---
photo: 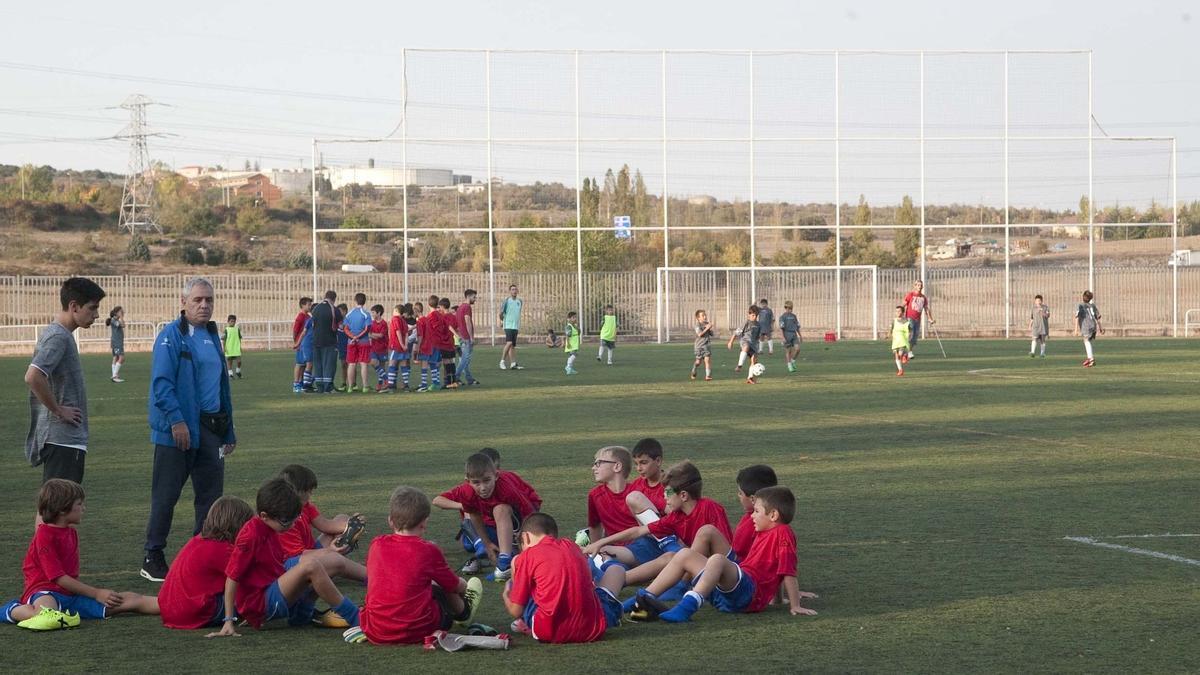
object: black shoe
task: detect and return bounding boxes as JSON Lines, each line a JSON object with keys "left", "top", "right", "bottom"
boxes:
{"left": 140, "top": 550, "right": 168, "bottom": 582}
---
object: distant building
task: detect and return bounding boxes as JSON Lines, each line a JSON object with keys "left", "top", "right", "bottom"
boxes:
{"left": 231, "top": 174, "right": 282, "bottom": 206}
{"left": 321, "top": 167, "right": 456, "bottom": 190}
{"left": 266, "top": 169, "right": 312, "bottom": 195}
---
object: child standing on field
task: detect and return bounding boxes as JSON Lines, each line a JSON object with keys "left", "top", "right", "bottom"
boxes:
{"left": 691, "top": 310, "right": 714, "bottom": 381}
{"left": 107, "top": 307, "right": 125, "bottom": 383}
{"left": 891, "top": 305, "right": 911, "bottom": 376}
{"left": 1030, "top": 294, "right": 1050, "bottom": 358}
{"left": 597, "top": 305, "right": 617, "bottom": 365}
{"left": 1074, "top": 290, "right": 1103, "bottom": 367}
{"left": 223, "top": 315, "right": 243, "bottom": 379}
{"left": 727, "top": 305, "right": 762, "bottom": 384}
{"left": 564, "top": 311, "right": 581, "bottom": 375}
{"left": 779, "top": 301, "right": 802, "bottom": 373}
{"left": 368, "top": 305, "right": 389, "bottom": 392}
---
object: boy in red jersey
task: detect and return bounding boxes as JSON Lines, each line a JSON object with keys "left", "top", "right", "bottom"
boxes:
{"left": 355, "top": 486, "right": 482, "bottom": 645}
{"left": 436, "top": 298, "right": 461, "bottom": 389}
{"left": 384, "top": 304, "right": 411, "bottom": 392}
{"left": 730, "top": 465, "right": 777, "bottom": 561}
{"left": 583, "top": 446, "right": 679, "bottom": 581}
{"left": 368, "top": 304, "right": 390, "bottom": 392}
{"left": 4, "top": 479, "right": 158, "bottom": 630}
{"left": 433, "top": 453, "right": 540, "bottom": 583}
{"left": 628, "top": 437, "right": 667, "bottom": 515}
{"left": 159, "top": 496, "right": 253, "bottom": 629}
{"left": 631, "top": 486, "right": 817, "bottom": 623}
{"left": 209, "top": 479, "right": 359, "bottom": 637}
{"left": 291, "top": 296, "right": 314, "bottom": 393}
{"left": 451, "top": 448, "right": 540, "bottom": 574}
{"left": 414, "top": 299, "right": 442, "bottom": 391}
{"left": 504, "top": 512, "right": 623, "bottom": 643}
{"left": 276, "top": 465, "right": 367, "bottom": 590}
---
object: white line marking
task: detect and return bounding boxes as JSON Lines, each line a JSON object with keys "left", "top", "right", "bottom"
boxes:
{"left": 1111, "top": 533, "right": 1200, "bottom": 539}
{"left": 1063, "top": 536, "right": 1200, "bottom": 567}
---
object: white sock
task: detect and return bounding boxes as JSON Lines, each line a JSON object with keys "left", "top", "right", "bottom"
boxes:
{"left": 235, "top": 367, "right": 241, "bottom": 374}
{"left": 685, "top": 590, "right": 705, "bottom": 606}
{"left": 895, "top": 357, "right": 903, "bottom": 371}
{"left": 1084, "top": 340, "right": 1094, "bottom": 360}
{"left": 1040, "top": 343, "right": 1046, "bottom": 356}
{"left": 737, "top": 351, "right": 747, "bottom": 367}
{"left": 566, "top": 353, "right": 576, "bottom": 369}
{"left": 227, "top": 370, "right": 233, "bottom": 377}
{"left": 112, "top": 363, "right": 118, "bottom": 378}
{"left": 598, "top": 345, "right": 605, "bottom": 359}
{"left": 767, "top": 339, "right": 774, "bottom": 354}
{"left": 1031, "top": 339, "right": 1037, "bottom": 354}
{"left": 635, "top": 509, "right": 660, "bottom": 526}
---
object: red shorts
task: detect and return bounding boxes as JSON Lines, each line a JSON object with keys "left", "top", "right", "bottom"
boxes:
{"left": 346, "top": 342, "right": 372, "bottom": 363}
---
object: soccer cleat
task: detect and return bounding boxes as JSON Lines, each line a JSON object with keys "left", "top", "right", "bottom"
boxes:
{"left": 333, "top": 514, "right": 367, "bottom": 553}
{"left": 511, "top": 363, "right": 525, "bottom": 370}
{"left": 293, "top": 384, "right": 302, "bottom": 393}
{"left": 236, "top": 371, "right": 243, "bottom": 379}
{"left": 17, "top": 607, "right": 79, "bottom": 631}
{"left": 745, "top": 378, "right": 756, "bottom": 384}
{"left": 734, "top": 365, "right": 742, "bottom": 372}
{"left": 1040, "top": 353, "right": 1046, "bottom": 359}
{"left": 574, "top": 528, "right": 591, "bottom": 547}
{"left": 896, "top": 370, "right": 904, "bottom": 376}
{"left": 565, "top": 367, "right": 578, "bottom": 375}
{"left": 690, "top": 372, "right": 697, "bottom": 380}
{"left": 607, "top": 361, "right": 613, "bottom": 366}
{"left": 444, "top": 382, "right": 460, "bottom": 389}
{"left": 343, "top": 626, "right": 368, "bottom": 644}
{"left": 457, "top": 577, "right": 484, "bottom": 628}
{"left": 900, "top": 354, "right": 909, "bottom": 364}
{"left": 487, "top": 566, "right": 512, "bottom": 583}
{"left": 311, "top": 608, "right": 350, "bottom": 629}
{"left": 141, "top": 549, "right": 169, "bottom": 582}
{"left": 704, "top": 375, "right": 713, "bottom": 381}
{"left": 468, "top": 379, "right": 481, "bottom": 386}
{"left": 415, "top": 386, "right": 429, "bottom": 393}
{"left": 499, "top": 360, "right": 508, "bottom": 370}
{"left": 461, "top": 557, "right": 483, "bottom": 574}
{"left": 907, "top": 353, "right": 916, "bottom": 360}
{"left": 510, "top": 618, "right": 532, "bottom": 635}
{"left": 628, "top": 594, "right": 669, "bottom": 622}
{"left": 1084, "top": 359, "right": 1095, "bottom": 368}
{"left": 112, "top": 377, "right": 125, "bottom": 383}
{"left": 787, "top": 362, "right": 796, "bottom": 373}
{"left": 596, "top": 356, "right": 602, "bottom": 361}
{"left": 660, "top": 594, "right": 701, "bottom": 623}
{"left": 1030, "top": 352, "right": 1036, "bottom": 358}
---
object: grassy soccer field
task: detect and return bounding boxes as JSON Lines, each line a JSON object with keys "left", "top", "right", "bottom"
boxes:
{"left": 2, "top": 339, "right": 1198, "bottom": 672}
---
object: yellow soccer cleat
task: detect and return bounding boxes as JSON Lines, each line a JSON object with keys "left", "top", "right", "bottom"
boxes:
{"left": 17, "top": 607, "right": 79, "bottom": 631}
{"left": 456, "top": 577, "right": 484, "bottom": 628}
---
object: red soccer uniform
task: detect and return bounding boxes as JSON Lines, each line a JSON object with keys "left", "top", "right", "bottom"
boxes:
{"left": 369, "top": 319, "right": 389, "bottom": 355}
{"left": 225, "top": 517, "right": 285, "bottom": 628}
{"left": 277, "top": 502, "right": 319, "bottom": 560}
{"left": 455, "top": 303, "right": 474, "bottom": 341}
{"left": 629, "top": 476, "right": 666, "bottom": 513}
{"left": 501, "top": 470, "right": 542, "bottom": 513}
{"left": 738, "top": 523, "right": 798, "bottom": 613}
{"left": 292, "top": 311, "right": 308, "bottom": 344}
{"left": 388, "top": 315, "right": 408, "bottom": 352}
{"left": 159, "top": 535, "right": 234, "bottom": 629}
{"left": 731, "top": 510, "right": 756, "bottom": 561}
{"left": 903, "top": 291, "right": 928, "bottom": 321}
{"left": 360, "top": 534, "right": 461, "bottom": 644}
{"left": 416, "top": 315, "right": 435, "bottom": 356}
{"left": 21, "top": 524, "right": 78, "bottom": 601}
{"left": 434, "top": 311, "right": 455, "bottom": 351}
{"left": 507, "top": 537, "right": 607, "bottom": 644}
{"left": 647, "top": 497, "right": 733, "bottom": 547}
{"left": 440, "top": 473, "right": 538, "bottom": 528}
{"left": 587, "top": 483, "right": 638, "bottom": 537}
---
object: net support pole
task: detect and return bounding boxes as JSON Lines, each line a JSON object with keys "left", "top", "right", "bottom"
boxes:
{"left": 1172, "top": 136, "right": 1179, "bottom": 337}
{"left": 310, "top": 139, "right": 318, "bottom": 297}
{"left": 1003, "top": 51, "right": 1011, "bottom": 339}
{"left": 1087, "top": 50, "right": 1095, "bottom": 292}
{"left": 401, "top": 47, "right": 410, "bottom": 303}
{"left": 661, "top": 49, "right": 671, "bottom": 342}
{"left": 574, "top": 50, "right": 584, "bottom": 336}
{"left": 486, "top": 50, "right": 496, "bottom": 347}
{"left": 871, "top": 267, "right": 878, "bottom": 339}
{"left": 748, "top": 50, "right": 757, "bottom": 304}
{"left": 919, "top": 50, "right": 928, "bottom": 339}
{"left": 834, "top": 50, "right": 842, "bottom": 339}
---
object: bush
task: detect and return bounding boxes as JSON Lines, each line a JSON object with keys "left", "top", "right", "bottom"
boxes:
{"left": 235, "top": 206, "right": 269, "bottom": 235}
{"left": 166, "top": 240, "right": 204, "bottom": 265}
{"left": 126, "top": 234, "right": 151, "bottom": 262}
{"left": 203, "top": 243, "right": 226, "bottom": 266}
{"left": 227, "top": 247, "right": 250, "bottom": 265}
{"left": 286, "top": 249, "right": 312, "bottom": 270}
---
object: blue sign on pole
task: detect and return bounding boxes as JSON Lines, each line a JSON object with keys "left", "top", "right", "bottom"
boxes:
{"left": 614, "top": 215, "right": 632, "bottom": 239}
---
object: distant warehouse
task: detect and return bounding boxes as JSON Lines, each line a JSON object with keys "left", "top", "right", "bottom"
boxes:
{"left": 321, "top": 166, "right": 472, "bottom": 190}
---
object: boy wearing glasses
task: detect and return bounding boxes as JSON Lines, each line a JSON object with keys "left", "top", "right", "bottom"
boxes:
{"left": 583, "top": 447, "right": 678, "bottom": 575}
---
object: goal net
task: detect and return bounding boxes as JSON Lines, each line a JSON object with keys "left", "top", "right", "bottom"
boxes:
{"left": 656, "top": 265, "right": 878, "bottom": 343}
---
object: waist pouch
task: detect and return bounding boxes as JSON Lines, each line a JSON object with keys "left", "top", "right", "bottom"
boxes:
{"left": 200, "top": 412, "right": 230, "bottom": 438}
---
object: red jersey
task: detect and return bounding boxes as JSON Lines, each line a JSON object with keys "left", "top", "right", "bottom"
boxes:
{"left": 277, "top": 502, "right": 319, "bottom": 559}
{"left": 455, "top": 303, "right": 474, "bottom": 341}
{"left": 903, "top": 291, "right": 928, "bottom": 321}
{"left": 507, "top": 537, "right": 607, "bottom": 644}
{"left": 434, "top": 311, "right": 455, "bottom": 351}
{"left": 369, "top": 319, "right": 388, "bottom": 354}
{"left": 739, "top": 523, "right": 798, "bottom": 613}
{"left": 292, "top": 311, "right": 308, "bottom": 343}
{"left": 731, "top": 510, "right": 756, "bottom": 561}
{"left": 502, "top": 470, "right": 542, "bottom": 513}
{"left": 360, "top": 534, "right": 461, "bottom": 644}
{"left": 439, "top": 472, "right": 539, "bottom": 527}
{"left": 629, "top": 476, "right": 666, "bottom": 512}
{"left": 159, "top": 535, "right": 234, "bottom": 629}
{"left": 647, "top": 497, "right": 733, "bottom": 547}
{"left": 587, "top": 483, "right": 638, "bottom": 537}
{"left": 21, "top": 524, "right": 78, "bottom": 601}
{"left": 225, "top": 517, "right": 285, "bottom": 628}
{"left": 415, "top": 315, "right": 434, "bottom": 356}
{"left": 388, "top": 315, "right": 408, "bottom": 352}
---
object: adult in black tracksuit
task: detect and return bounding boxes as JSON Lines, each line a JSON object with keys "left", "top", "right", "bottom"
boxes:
{"left": 310, "top": 290, "right": 344, "bottom": 393}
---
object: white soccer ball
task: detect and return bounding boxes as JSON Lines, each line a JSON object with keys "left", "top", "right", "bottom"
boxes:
{"left": 749, "top": 362, "right": 766, "bottom": 378}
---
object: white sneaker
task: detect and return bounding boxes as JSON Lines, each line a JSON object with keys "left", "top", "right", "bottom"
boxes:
{"left": 511, "top": 363, "right": 525, "bottom": 370}
{"left": 111, "top": 377, "right": 125, "bottom": 383}
{"left": 499, "top": 360, "right": 508, "bottom": 370}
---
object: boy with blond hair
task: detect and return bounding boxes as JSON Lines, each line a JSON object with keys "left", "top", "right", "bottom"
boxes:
{"left": 159, "top": 496, "right": 254, "bottom": 629}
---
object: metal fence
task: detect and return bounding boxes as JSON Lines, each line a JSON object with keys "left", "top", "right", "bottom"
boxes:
{"left": 1, "top": 267, "right": 1195, "bottom": 353}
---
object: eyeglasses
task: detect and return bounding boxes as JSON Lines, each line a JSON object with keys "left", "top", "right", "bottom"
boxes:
{"left": 592, "top": 459, "right": 617, "bottom": 468}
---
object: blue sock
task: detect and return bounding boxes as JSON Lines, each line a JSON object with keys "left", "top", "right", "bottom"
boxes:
{"left": 432, "top": 367, "right": 441, "bottom": 387}
{"left": 401, "top": 365, "right": 410, "bottom": 386}
{"left": 657, "top": 579, "right": 689, "bottom": 602}
{"left": 473, "top": 540, "right": 488, "bottom": 559}
{"left": 660, "top": 590, "right": 702, "bottom": 623}
{"left": 374, "top": 365, "right": 386, "bottom": 381}
{"left": 2, "top": 599, "right": 21, "bottom": 624}
{"left": 620, "top": 591, "right": 646, "bottom": 613}
{"left": 420, "top": 369, "right": 428, "bottom": 387}
{"left": 497, "top": 552, "right": 512, "bottom": 571}
{"left": 386, "top": 366, "right": 397, "bottom": 387}
{"left": 334, "top": 596, "right": 360, "bottom": 627}
{"left": 302, "top": 371, "right": 313, "bottom": 387}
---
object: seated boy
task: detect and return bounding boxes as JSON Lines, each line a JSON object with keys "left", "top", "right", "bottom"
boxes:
{"left": 731, "top": 464, "right": 778, "bottom": 561}
{"left": 159, "top": 496, "right": 254, "bottom": 629}
{"left": 631, "top": 486, "right": 817, "bottom": 623}
{"left": 209, "top": 478, "right": 360, "bottom": 636}
{"left": 5, "top": 479, "right": 159, "bottom": 630}
{"left": 451, "top": 448, "right": 541, "bottom": 574}
{"left": 433, "top": 453, "right": 540, "bottom": 582}
{"left": 503, "top": 512, "right": 623, "bottom": 643}
{"left": 583, "top": 446, "right": 677, "bottom": 583}
{"left": 627, "top": 437, "right": 667, "bottom": 516}
{"left": 356, "top": 486, "right": 483, "bottom": 645}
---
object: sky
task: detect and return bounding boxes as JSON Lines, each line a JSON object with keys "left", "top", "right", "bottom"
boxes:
{"left": 1, "top": 0, "right": 1196, "bottom": 210}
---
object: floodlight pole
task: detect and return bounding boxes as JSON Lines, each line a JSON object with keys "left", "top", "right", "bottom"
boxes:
{"left": 749, "top": 50, "right": 757, "bottom": 304}
{"left": 834, "top": 50, "right": 842, "bottom": 339}
{"left": 311, "top": 139, "right": 318, "bottom": 297}
{"left": 1087, "top": 50, "right": 1095, "bottom": 292}
{"left": 486, "top": 50, "right": 497, "bottom": 347}
{"left": 401, "top": 47, "right": 410, "bottom": 303}
{"left": 919, "top": 51, "right": 927, "bottom": 339}
{"left": 1172, "top": 137, "right": 1178, "bottom": 336}
{"left": 574, "top": 50, "right": 584, "bottom": 335}
{"left": 1002, "top": 51, "right": 1010, "bottom": 339}
{"left": 661, "top": 49, "right": 671, "bottom": 342}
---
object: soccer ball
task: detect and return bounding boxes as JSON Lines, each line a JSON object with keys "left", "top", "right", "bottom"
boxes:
{"left": 749, "top": 362, "right": 766, "bottom": 378}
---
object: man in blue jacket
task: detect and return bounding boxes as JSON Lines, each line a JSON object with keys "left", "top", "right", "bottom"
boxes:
{"left": 140, "top": 277, "right": 236, "bottom": 582}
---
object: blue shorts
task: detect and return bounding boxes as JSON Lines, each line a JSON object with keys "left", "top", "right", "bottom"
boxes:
{"left": 371, "top": 351, "right": 388, "bottom": 363}
{"left": 337, "top": 345, "right": 348, "bottom": 360}
{"left": 27, "top": 591, "right": 107, "bottom": 620}
{"left": 263, "top": 580, "right": 316, "bottom": 626}
{"left": 522, "top": 587, "right": 620, "bottom": 638}
{"left": 460, "top": 512, "right": 522, "bottom": 553}
{"left": 295, "top": 348, "right": 312, "bottom": 365}
{"left": 388, "top": 349, "right": 409, "bottom": 362}
{"left": 421, "top": 352, "right": 441, "bottom": 365}
{"left": 705, "top": 566, "right": 756, "bottom": 613}
{"left": 625, "top": 535, "right": 665, "bottom": 566}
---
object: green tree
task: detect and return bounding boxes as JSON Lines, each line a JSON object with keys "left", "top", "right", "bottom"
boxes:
{"left": 852, "top": 194, "right": 871, "bottom": 226}
{"left": 893, "top": 195, "right": 920, "bottom": 267}
{"left": 126, "top": 234, "right": 151, "bottom": 262}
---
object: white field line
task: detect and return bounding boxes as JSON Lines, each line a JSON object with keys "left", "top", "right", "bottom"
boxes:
{"left": 1112, "top": 533, "right": 1200, "bottom": 539}
{"left": 1063, "top": 536, "right": 1200, "bottom": 567}
{"left": 967, "top": 367, "right": 1197, "bottom": 384}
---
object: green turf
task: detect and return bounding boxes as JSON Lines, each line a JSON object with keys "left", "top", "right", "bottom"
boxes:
{"left": 2, "top": 339, "right": 1199, "bottom": 672}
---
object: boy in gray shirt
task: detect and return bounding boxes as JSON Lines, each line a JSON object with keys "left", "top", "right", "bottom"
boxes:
{"left": 1029, "top": 295, "right": 1050, "bottom": 358}
{"left": 727, "top": 305, "right": 763, "bottom": 383}
{"left": 25, "top": 277, "right": 106, "bottom": 484}
{"left": 779, "top": 300, "right": 801, "bottom": 372}
{"left": 1074, "top": 290, "right": 1103, "bottom": 367}
{"left": 756, "top": 298, "right": 775, "bottom": 356}
{"left": 691, "top": 309, "right": 714, "bottom": 381}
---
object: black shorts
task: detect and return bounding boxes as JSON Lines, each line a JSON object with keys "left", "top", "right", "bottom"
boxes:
{"left": 432, "top": 586, "right": 468, "bottom": 629}
{"left": 440, "top": 349, "right": 456, "bottom": 361}
{"left": 504, "top": 329, "right": 519, "bottom": 344}
{"left": 41, "top": 444, "right": 86, "bottom": 484}
{"left": 602, "top": 340, "right": 615, "bottom": 350}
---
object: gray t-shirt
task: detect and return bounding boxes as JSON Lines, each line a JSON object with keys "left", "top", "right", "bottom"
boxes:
{"left": 779, "top": 311, "right": 800, "bottom": 335}
{"left": 1030, "top": 304, "right": 1050, "bottom": 337}
{"left": 26, "top": 322, "right": 89, "bottom": 464}
{"left": 737, "top": 320, "right": 762, "bottom": 346}
{"left": 757, "top": 306, "right": 774, "bottom": 331}
{"left": 1076, "top": 302, "right": 1100, "bottom": 334}
{"left": 694, "top": 322, "right": 713, "bottom": 352}
{"left": 110, "top": 317, "right": 124, "bottom": 350}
